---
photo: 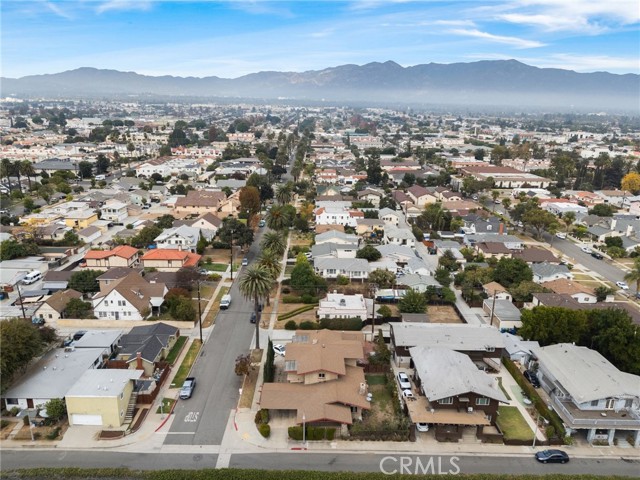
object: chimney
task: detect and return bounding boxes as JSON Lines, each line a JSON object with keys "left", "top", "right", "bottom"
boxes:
{"left": 136, "top": 352, "right": 143, "bottom": 370}
{"left": 499, "top": 223, "right": 504, "bottom": 235}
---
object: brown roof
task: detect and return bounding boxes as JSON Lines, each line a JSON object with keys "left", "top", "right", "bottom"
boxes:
{"left": 260, "top": 365, "right": 370, "bottom": 424}
{"left": 541, "top": 279, "right": 595, "bottom": 296}
{"left": 84, "top": 245, "right": 138, "bottom": 260}
{"left": 513, "top": 247, "right": 559, "bottom": 264}
{"left": 286, "top": 330, "right": 365, "bottom": 376}
{"left": 44, "top": 289, "right": 83, "bottom": 313}
{"left": 477, "top": 242, "right": 511, "bottom": 254}
{"left": 483, "top": 281, "right": 508, "bottom": 294}
{"left": 93, "top": 272, "right": 166, "bottom": 313}
{"left": 175, "top": 190, "right": 226, "bottom": 208}
{"left": 406, "top": 395, "right": 491, "bottom": 425}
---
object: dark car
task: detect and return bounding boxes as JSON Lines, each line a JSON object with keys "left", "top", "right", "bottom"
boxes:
{"left": 535, "top": 450, "right": 569, "bottom": 464}
{"left": 591, "top": 252, "right": 604, "bottom": 260}
{"left": 524, "top": 370, "right": 541, "bottom": 388}
{"left": 73, "top": 330, "right": 87, "bottom": 341}
{"left": 250, "top": 312, "right": 257, "bottom": 323}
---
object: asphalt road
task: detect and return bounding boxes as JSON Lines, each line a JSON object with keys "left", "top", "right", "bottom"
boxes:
{"left": 164, "top": 228, "right": 266, "bottom": 446}
{"left": 2, "top": 450, "right": 639, "bottom": 476}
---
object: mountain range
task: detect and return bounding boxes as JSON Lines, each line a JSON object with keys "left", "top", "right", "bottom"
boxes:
{"left": 2, "top": 60, "right": 638, "bottom": 112}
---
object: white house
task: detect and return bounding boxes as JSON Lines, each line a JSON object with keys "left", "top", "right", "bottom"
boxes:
{"left": 314, "top": 205, "right": 360, "bottom": 228}
{"left": 379, "top": 208, "right": 402, "bottom": 226}
{"left": 314, "top": 258, "right": 370, "bottom": 281}
{"left": 383, "top": 225, "right": 416, "bottom": 248}
{"left": 154, "top": 225, "right": 214, "bottom": 252}
{"left": 532, "top": 262, "right": 573, "bottom": 283}
{"left": 92, "top": 272, "right": 167, "bottom": 321}
{"left": 100, "top": 199, "right": 129, "bottom": 223}
{"left": 317, "top": 293, "right": 368, "bottom": 320}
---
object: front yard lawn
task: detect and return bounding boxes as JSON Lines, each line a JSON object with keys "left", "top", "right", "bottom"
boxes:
{"left": 171, "top": 339, "right": 202, "bottom": 388}
{"left": 155, "top": 398, "right": 175, "bottom": 414}
{"left": 165, "top": 336, "right": 187, "bottom": 365}
{"left": 496, "top": 406, "right": 534, "bottom": 442}
{"left": 203, "top": 263, "right": 228, "bottom": 272}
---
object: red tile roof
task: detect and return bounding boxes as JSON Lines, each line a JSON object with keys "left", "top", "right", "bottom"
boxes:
{"left": 85, "top": 245, "right": 138, "bottom": 260}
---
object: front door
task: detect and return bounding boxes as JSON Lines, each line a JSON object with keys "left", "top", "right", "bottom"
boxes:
{"left": 115, "top": 312, "right": 119, "bottom": 320}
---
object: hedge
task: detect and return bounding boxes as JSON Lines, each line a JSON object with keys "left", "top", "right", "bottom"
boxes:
{"left": 288, "top": 426, "right": 336, "bottom": 441}
{"left": 502, "top": 358, "right": 566, "bottom": 441}
{"left": 2, "top": 468, "right": 632, "bottom": 480}
{"left": 282, "top": 295, "right": 319, "bottom": 304}
{"left": 284, "top": 320, "right": 297, "bottom": 330}
{"left": 278, "top": 304, "right": 317, "bottom": 321}
{"left": 319, "top": 317, "right": 363, "bottom": 331}
{"left": 258, "top": 423, "right": 271, "bottom": 438}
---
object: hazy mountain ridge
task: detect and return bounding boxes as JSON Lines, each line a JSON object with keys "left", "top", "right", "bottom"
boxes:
{"left": 2, "top": 60, "right": 638, "bottom": 111}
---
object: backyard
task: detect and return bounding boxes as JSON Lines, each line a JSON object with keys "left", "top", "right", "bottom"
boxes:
{"left": 427, "top": 305, "right": 463, "bottom": 323}
{"left": 496, "top": 406, "right": 534, "bottom": 442}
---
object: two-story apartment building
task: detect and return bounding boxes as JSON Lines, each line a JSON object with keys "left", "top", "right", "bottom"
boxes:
{"left": 84, "top": 245, "right": 140, "bottom": 269}
{"left": 317, "top": 293, "right": 368, "bottom": 321}
{"left": 533, "top": 344, "right": 640, "bottom": 447}
{"left": 100, "top": 199, "right": 129, "bottom": 224}
{"left": 140, "top": 249, "right": 201, "bottom": 272}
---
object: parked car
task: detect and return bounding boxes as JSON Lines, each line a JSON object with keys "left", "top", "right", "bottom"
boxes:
{"left": 402, "top": 389, "right": 415, "bottom": 399}
{"left": 616, "top": 281, "right": 629, "bottom": 290}
{"left": 524, "top": 370, "right": 541, "bottom": 388}
{"left": 179, "top": 377, "right": 196, "bottom": 400}
{"left": 581, "top": 246, "right": 593, "bottom": 254}
{"left": 273, "top": 344, "right": 285, "bottom": 356}
{"left": 535, "top": 450, "right": 569, "bottom": 464}
{"left": 220, "top": 294, "right": 231, "bottom": 309}
{"left": 591, "top": 252, "right": 604, "bottom": 260}
{"left": 416, "top": 423, "right": 430, "bottom": 432}
{"left": 555, "top": 232, "right": 567, "bottom": 239}
{"left": 242, "top": 257, "right": 249, "bottom": 266}
{"left": 258, "top": 220, "right": 265, "bottom": 227}
{"left": 250, "top": 312, "right": 257, "bottom": 323}
{"left": 397, "top": 372, "right": 411, "bottom": 390}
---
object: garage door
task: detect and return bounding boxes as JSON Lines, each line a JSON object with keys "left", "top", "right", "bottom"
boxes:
{"left": 71, "top": 414, "right": 102, "bottom": 426}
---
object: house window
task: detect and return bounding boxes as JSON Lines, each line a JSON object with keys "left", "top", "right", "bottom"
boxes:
{"left": 606, "top": 398, "right": 615, "bottom": 410}
{"left": 318, "top": 373, "right": 326, "bottom": 379}
{"left": 591, "top": 400, "right": 599, "bottom": 407}
{"left": 439, "top": 397, "right": 453, "bottom": 405}
{"left": 485, "top": 346, "right": 495, "bottom": 352}
{"left": 476, "top": 397, "right": 490, "bottom": 406}
{"left": 120, "top": 392, "right": 124, "bottom": 399}
{"left": 350, "top": 406, "right": 358, "bottom": 413}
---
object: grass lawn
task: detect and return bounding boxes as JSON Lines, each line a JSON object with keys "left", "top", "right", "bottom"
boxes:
{"left": 238, "top": 352, "right": 261, "bottom": 410}
{"left": 171, "top": 339, "right": 202, "bottom": 388}
{"left": 363, "top": 382, "right": 394, "bottom": 425}
{"left": 571, "top": 273, "right": 594, "bottom": 281}
{"left": 496, "top": 406, "right": 534, "bottom": 442}
{"left": 366, "top": 374, "right": 387, "bottom": 385}
{"left": 203, "top": 286, "right": 230, "bottom": 327}
{"left": 165, "top": 336, "right": 188, "bottom": 365}
{"left": 203, "top": 263, "right": 228, "bottom": 272}
{"left": 155, "top": 398, "right": 175, "bottom": 414}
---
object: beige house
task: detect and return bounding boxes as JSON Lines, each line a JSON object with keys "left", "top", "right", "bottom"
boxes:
{"left": 64, "top": 210, "right": 99, "bottom": 230}
{"left": 34, "top": 289, "right": 83, "bottom": 322}
{"left": 66, "top": 369, "right": 143, "bottom": 427}
{"left": 140, "top": 249, "right": 201, "bottom": 272}
{"left": 260, "top": 330, "right": 370, "bottom": 427}
{"left": 84, "top": 245, "right": 140, "bottom": 269}
{"left": 174, "top": 190, "right": 226, "bottom": 216}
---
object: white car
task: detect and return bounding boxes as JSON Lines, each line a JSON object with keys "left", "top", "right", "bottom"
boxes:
{"left": 397, "top": 372, "right": 411, "bottom": 390}
{"left": 242, "top": 257, "right": 249, "bottom": 266}
{"left": 616, "top": 281, "right": 629, "bottom": 290}
{"left": 402, "top": 389, "right": 415, "bottom": 399}
{"left": 581, "top": 246, "right": 592, "bottom": 254}
{"left": 555, "top": 232, "right": 567, "bottom": 239}
{"left": 273, "top": 344, "right": 286, "bottom": 356}
{"left": 416, "top": 423, "right": 430, "bottom": 432}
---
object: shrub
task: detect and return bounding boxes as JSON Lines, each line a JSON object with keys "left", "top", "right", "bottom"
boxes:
{"left": 282, "top": 287, "right": 291, "bottom": 294}
{"left": 46, "top": 426, "right": 61, "bottom": 440}
{"left": 319, "top": 317, "right": 363, "bottom": 331}
{"left": 278, "top": 304, "right": 317, "bottom": 321}
{"left": 9, "top": 407, "right": 19, "bottom": 416}
{"left": 284, "top": 320, "right": 297, "bottom": 330}
{"left": 287, "top": 426, "right": 335, "bottom": 441}
{"left": 301, "top": 294, "right": 319, "bottom": 304}
{"left": 258, "top": 423, "right": 271, "bottom": 438}
{"left": 336, "top": 275, "right": 349, "bottom": 285}
{"left": 288, "top": 426, "right": 303, "bottom": 440}
{"left": 254, "top": 409, "right": 269, "bottom": 425}
{"left": 207, "top": 273, "right": 222, "bottom": 281}
{"left": 1, "top": 420, "right": 10, "bottom": 429}
{"left": 282, "top": 295, "right": 303, "bottom": 304}
{"left": 299, "top": 321, "right": 317, "bottom": 330}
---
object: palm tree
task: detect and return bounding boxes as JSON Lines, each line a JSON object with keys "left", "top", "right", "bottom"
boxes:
{"left": 261, "top": 231, "right": 286, "bottom": 257}
{"left": 257, "top": 251, "right": 282, "bottom": 306}
{"left": 624, "top": 258, "right": 640, "bottom": 293}
{"left": 266, "top": 205, "right": 292, "bottom": 231}
{"left": 0, "top": 159, "right": 12, "bottom": 193}
{"left": 275, "top": 181, "right": 294, "bottom": 205}
{"left": 12, "top": 161, "right": 23, "bottom": 193}
{"left": 19, "top": 160, "right": 35, "bottom": 192}
{"left": 238, "top": 265, "right": 272, "bottom": 350}
{"left": 562, "top": 211, "right": 576, "bottom": 233}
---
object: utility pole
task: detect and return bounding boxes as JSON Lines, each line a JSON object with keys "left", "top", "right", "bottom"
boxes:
{"left": 229, "top": 228, "right": 235, "bottom": 281}
{"left": 16, "top": 285, "right": 27, "bottom": 321}
{"left": 196, "top": 281, "right": 203, "bottom": 344}
{"left": 369, "top": 283, "right": 377, "bottom": 340}
{"left": 489, "top": 289, "right": 497, "bottom": 327}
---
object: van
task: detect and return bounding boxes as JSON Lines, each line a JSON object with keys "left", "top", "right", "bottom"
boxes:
{"left": 220, "top": 294, "right": 231, "bottom": 310}
{"left": 22, "top": 270, "right": 43, "bottom": 285}
{"left": 95, "top": 174, "right": 106, "bottom": 181}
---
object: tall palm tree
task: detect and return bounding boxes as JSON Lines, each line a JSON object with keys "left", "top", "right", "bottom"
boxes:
{"left": 275, "top": 181, "right": 294, "bottom": 205}
{"left": 562, "top": 211, "right": 576, "bottom": 233}
{"left": 238, "top": 265, "right": 272, "bottom": 350}
{"left": 624, "top": 258, "right": 640, "bottom": 292}
{"left": 12, "top": 160, "right": 22, "bottom": 193}
{"left": 257, "top": 251, "right": 282, "bottom": 306}
{"left": 266, "top": 205, "right": 292, "bottom": 231}
{"left": 0, "top": 159, "right": 12, "bottom": 193}
{"left": 261, "top": 231, "right": 286, "bottom": 257}
{"left": 19, "top": 160, "right": 35, "bottom": 192}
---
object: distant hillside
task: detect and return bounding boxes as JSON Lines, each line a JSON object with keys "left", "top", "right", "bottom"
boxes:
{"left": 2, "top": 60, "right": 639, "bottom": 112}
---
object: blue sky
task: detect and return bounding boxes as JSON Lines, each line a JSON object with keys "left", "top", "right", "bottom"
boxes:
{"left": 2, "top": 0, "right": 639, "bottom": 78}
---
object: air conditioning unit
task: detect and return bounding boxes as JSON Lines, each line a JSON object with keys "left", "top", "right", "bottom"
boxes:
{"left": 467, "top": 407, "right": 474, "bottom": 413}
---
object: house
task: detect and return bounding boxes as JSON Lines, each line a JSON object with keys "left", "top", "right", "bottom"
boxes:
{"left": 482, "top": 281, "right": 511, "bottom": 301}
{"left": 100, "top": 199, "right": 129, "bottom": 223}
{"left": 3, "top": 347, "right": 109, "bottom": 411}
{"left": 390, "top": 323, "right": 504, "bottom": 371}
{"left": 71, "top": 330, "right": 123, "bottom": 356}
{"left": 154, "top": 225, "right": 213, "bottom": 252}
{"left": 541, "top": 279, "right": 597, "bottom": 304}
{"left": 64, "top": 209, "right": 99, "bottom": 230}
{"left": 407, "top": 346, "right": 508, "bottom": 441}
{"left": 314, "top": 205, "right": 359, "bottom": 227}
{"left": 77, "top": 225, "right": 101, "bottom": 244}
{"left": 140, "top": 249, "right": 201, "bottom": 272}
{"left": 375, "top": 244, "right": 417, "bottom": 265}
{"left": 65, "top": 369, "right": 143, "bottom": 427}
{"left": 475, "top": 242, "right": 512, "bottom": 259}
{"left": 311, "top": 242, "right": 358, "bottom": 259}
{"left": 502, "top": 333, "right": 539, "bottom": 367}
{"left": 175, "top": 212, "right": 222, "bottom": 233}
{"left": 315, "top": 230, "right": 359, "bottom": 246}
{"left": 453, "top": 166, "right": 550, "bottom": 190}
{"left": 464, "top": 233, "right": 524, "bottom": 251}
{"left": 482, "top": 299, "right": 522, "bottom": 330}
{"left": 355, "top": 218, "right": 385, "bottom": 237}
{"left": 317, "top": 293, "right": 368, "bottom": 321}
{"left": 533, "top": 343, "right": 640, "bottom": 447}
{"left": 396, "top": 273, "right": 441, "bottom": 293}
{"left": 460, "top": 215, "right": 505, "bottom": 235}
{"left": 96, "top": 267, "right": 143, "bottom": 293}
{"left": 379, "top": 208, "right": 402, "bottom": 226}
{"left": 314, "top": 258, "right": 370, "bottom": 281}
{"left": 174, "top": 190, "right": 226, "bottom": 216}
{"left": 116, "top": 322, "right": 180, "bottom": 377}
{"left": 92, "top": 272, "right": 167, "bottom": 321}
{"left": 512, "top": 247, "right": 560, "bottom": 264}
{"left": 407, "top": 185, "right": 436, "bottom": 207}
{"left": 530, "top": 293, "right": 640, "bottom": 325}
{"left": 84, "top": 245, "right": 139, "bottom": 269}
{"left": 36, "top": 223, "right": 72, "bottom": 241}
{"left": 532, "top": 262, "right": 573, "bottom": 283}
{"left": 42, "top": 270, "right": 73, "bottom": 292}
{"left": 383, "top": 225, "right": 416, "bottom": 248}
{"left": 357, "top": 188, "right": 384, "bottom": 207}
{"left": 594, "top": 190, "right": 631, "bottom": 207}
{"left": 34, "top": 289, "right": 83, "bottom": 322}
{"left": 260, "top": 330, "right": 370, "bottom": 427}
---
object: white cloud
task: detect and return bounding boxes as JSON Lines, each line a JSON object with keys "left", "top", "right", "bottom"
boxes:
{"left": 450, "top": 28, "right": 546, "bottom": 49}
{"left": 44, "top": 1, "right": 73, "bottom": 20}
{"left": 96, "top": 0, "right": 153, "bottom": 14}
{"left": 465, "top": 52, "right": 640, "bottom": 73}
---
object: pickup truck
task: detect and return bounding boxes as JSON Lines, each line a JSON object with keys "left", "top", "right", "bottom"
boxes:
{"left": 179, "top": 377, "right": 196, "bottom": 399}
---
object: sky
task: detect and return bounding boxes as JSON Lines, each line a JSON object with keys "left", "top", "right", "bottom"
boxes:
{"left": 1, "top": 0, "right": 639, "bottom": 78}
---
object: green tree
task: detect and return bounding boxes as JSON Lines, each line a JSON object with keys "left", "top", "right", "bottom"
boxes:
{"left": 377, "top": 305, "right": 392, "bottom": 320}
{"left": 261, "top": 231, "right": 286, "bottom": 257}
{"left": 155, "top": 214, "right": 175, "bottom": 229}
{"left": 604, "top": 237, "right": 623, "bottom": 248}
{"left": 589, "top": 204, "right": 616, "bottom": 216}
{"left": 624, "top": 257, "right": 640, "bottom": 292}
{"left": 235, "top": 354, "right": 252, "bottom": 376}
{"left": 170, "top": 296, "right": 196, "bottom": 322}
{"left": 131, "top": 225, "right": 162, "bottom": 248}
{"left": 522, "top": 207, "right": 560, "bottom": 240}
{"left": 95, "top": 154, "right": 110, "bottom": 175}
{"left": 196, "top": 232, "right": 208, "bottom": 255}
{"left": 290, "top": 257, "right": 326, "bottom": 295}
{"left": 398, "top": 289, "right": 427, "bottom": 313}
{"left": 239, "top": 186, "right": 261, "bottom": 216}
{"left": 239, "top": 265, "right": 273, "bottom": 349}
{"left": 64, "top": 298, "right": 92, "bottom": 318}
{"left": 19, "top": 160, "right": 35, "bottom": 191}
{"left": 594, "top": 285, "right": 615, "bottom": 302}
{"left": 434, "top": 268, "right": 452, "bottom": 287}
{"left": 266, "top": 204, "right": 293, "bottom": 231}
{"left": 356, "top": 245, "right": 381, "bottom": 262}
{"left": 438, "top": 249, "right": 459, "bottom": 272}
{"left": 368, "top": 269, "right": 396, "bottom": 288}
{"left": 23, "top": 196, "right": 36, "bottom": 211}
{"left": 78, "top": 161, "right": 93, "bottom": 179}
{"left": 0, "top": 318, "right": 43, "bottom": 390}
{"left": 68, "top": 270, "right": 102, "bottom": 294}
{"left": 43, "top": 398, "right": 67, "bottom": 420}
{"left": 217, "top": 217, "right": 254, "bottom": 248}
{"left": 0, "top": 240, "right": 40, "bottom": 261}
{"left": 508, "top": 281, "right": 548, "bottom": 303}
{"left": 520, "top": 307, "right": 588, "bottom": 346}
{"left": 275, "top": 182, "right": 294, "bottom": 205}
{"left": 492, "top": 257, "right": 533, "bottom": 288}
{"left": 562, "top": 211, "right": 576, "bottom": 233}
